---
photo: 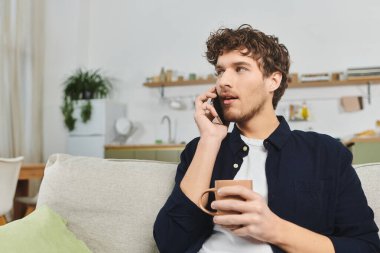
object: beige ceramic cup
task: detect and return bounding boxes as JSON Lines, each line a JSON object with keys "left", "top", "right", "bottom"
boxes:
{"left": 198, "top": 179, "right": 253, "bottom": 216}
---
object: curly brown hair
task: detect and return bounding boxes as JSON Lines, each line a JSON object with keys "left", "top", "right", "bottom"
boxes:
{"left": 206, "top": 24, "right": 290, "bottom": 109}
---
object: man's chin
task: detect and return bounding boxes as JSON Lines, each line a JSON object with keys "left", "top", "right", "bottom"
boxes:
{"left": 224, "top": 114, "right": 239, "bottom": 123}
{"left": 225, "top": 110, "right": 259, "bottom": 123}
{"left": 224, "top": 110, "right": 249, "bottom": 123}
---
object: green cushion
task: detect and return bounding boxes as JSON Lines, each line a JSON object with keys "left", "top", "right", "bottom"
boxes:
{"left": 0, "top": 205, "right": 91, "bottom": 253}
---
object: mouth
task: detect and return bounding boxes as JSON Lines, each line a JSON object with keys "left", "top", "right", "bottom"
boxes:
{"left": 220, "top": 94, "right": 238, "bottom": 105}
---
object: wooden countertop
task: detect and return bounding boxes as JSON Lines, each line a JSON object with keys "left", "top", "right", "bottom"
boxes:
{"left": 344, "top": 136, "right": 380, "bottom": 146}
{"left": 349, "top": 137, "right": 380, "bottom": 143}
{"left": 105, "top": 144, "right": 186, "bottom": 150}
{"left": 19, "top": 163, "right": 45, "bottom": 180}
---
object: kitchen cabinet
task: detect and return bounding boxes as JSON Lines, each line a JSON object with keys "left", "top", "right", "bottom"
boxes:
{"left": 104, "top": 144, "right": 185, "bottom": 163}
{"left": 347, "top": 137, "right": 380, "bottom": 164}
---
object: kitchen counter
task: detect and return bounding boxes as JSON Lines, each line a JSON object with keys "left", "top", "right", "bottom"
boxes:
{"left": 105, "top": 144, "right": 186, "bottom": 150}
{"left": 346, "top": 136, "right": 380, "bottom": 144}
{"left": 104, "top": 144, "right": 186, "bottom": 162}
{"left": 344, "top": 136, "right": 380, "bottom": 164}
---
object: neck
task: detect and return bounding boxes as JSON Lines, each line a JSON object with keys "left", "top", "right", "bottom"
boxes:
{"left": 237, "top": 110, "right": 279, "bottom": 140}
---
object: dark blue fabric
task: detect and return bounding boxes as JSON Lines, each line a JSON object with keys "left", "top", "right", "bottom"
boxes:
{"left": 153, "top": 116, "right": 380, "bottom": 253}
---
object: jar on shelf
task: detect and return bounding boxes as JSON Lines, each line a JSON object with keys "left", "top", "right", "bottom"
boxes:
{"left": 301, "top": 102, "right": 310, "bottom": 121}
{"left": 159, "top": 67, "right": 166, "bottom": 82}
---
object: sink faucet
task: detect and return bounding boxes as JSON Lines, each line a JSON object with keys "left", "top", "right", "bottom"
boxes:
{"left": 161, "top": 115, "right": 174, "bottom": 144}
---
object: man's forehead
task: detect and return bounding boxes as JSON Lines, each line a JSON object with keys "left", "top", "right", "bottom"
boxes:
{"left": 216, "top": 49, "right": 258, "bottom": 66}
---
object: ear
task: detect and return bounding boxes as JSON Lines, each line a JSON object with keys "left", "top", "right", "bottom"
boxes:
{"left": 268, "top": 72, "right": 282, "bottom": 92}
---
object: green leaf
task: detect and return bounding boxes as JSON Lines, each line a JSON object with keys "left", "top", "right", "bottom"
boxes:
{"left": 80, "top": 101, "right": 92, "bottom": 123}
{"left": 61, "top": 68, "right": 113, "bottom": 131}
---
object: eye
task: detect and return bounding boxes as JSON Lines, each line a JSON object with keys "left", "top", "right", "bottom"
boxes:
{"left": 236, "top": 66, "right": 248, "bottom": 73}
{"left": 214, "top": 69, "right": 224, "bottom": 77}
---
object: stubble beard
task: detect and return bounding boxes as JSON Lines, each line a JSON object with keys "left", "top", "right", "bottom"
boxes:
{"left": 224, "top": 96, "right": 267, "bottom": 124}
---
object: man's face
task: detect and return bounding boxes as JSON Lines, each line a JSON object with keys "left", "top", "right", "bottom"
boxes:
{"left": 215, "top": 49, "right": 274, "bottom": 123}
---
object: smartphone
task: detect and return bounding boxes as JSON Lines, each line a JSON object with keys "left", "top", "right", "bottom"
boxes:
{"left": 211, "top": 95, "right": 227, "bottom": 125}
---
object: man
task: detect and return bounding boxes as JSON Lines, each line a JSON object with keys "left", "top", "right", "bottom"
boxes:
{"left": 153, "top": 24, "right": 380, "bottom": 253}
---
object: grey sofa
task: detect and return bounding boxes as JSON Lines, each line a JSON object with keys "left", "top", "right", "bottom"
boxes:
{"left": 37, "top": 154, "right": 177, "bottom": 253}
{"left": 36, "top": 154, "right": 380, "bottom": 253}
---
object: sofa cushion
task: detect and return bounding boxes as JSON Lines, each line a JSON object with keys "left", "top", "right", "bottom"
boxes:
{"left": 354, "top": 163, "right": 380, "bottom": 229}
{"left": 37, "top": 154, "right": 177, "bottom": 253}
{"left": 0, "top": 205, "right": 91, "bottom": 253}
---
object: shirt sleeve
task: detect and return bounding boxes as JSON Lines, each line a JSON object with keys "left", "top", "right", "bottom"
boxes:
{"left": 153, "top": 138, "right": 213, "bottom": 253}
{"left": 328, "top": 146, "right": 380, "bottom": 252}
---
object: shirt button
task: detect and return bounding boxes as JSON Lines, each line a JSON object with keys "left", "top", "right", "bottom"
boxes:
{"left": 233, "top": 163, "right": 239, "bottom": 169}
{"left": 243, "top": 146, "right": 248, "bottom": 151}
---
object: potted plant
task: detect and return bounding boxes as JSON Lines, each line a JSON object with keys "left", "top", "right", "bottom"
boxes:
{"left": 61, "top": 68, "right": 113, "bottom": 131}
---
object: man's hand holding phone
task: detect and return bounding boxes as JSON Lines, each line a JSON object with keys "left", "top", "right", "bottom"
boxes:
{"left": 194, "top": 86, "right": 228, "bottom": 141}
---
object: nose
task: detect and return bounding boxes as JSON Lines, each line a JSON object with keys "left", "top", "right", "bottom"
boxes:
{"left": 216, "top": 69, "right": 233, "bottom": 89}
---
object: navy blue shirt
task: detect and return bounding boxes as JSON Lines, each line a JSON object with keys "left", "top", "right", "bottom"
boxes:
{"left": 154, "top": 116, "right": 380, "bottom": 253}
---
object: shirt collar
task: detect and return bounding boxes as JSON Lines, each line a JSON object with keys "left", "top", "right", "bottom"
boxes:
{"left": 228, "top": 116, "right": 291, "bottom": 152}
{"left": 266, "top": 116, "right": 292, "bottom": 150}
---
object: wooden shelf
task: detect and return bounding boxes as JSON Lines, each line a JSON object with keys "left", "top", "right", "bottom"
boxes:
{"left": 144, "top": 77, "right": 380, "bottom": 89}
{"left": 143, "top": 79, "right": 216, "bottom": 87}
{"left": 288, "top": 77, "right": 380, "bottom": 88}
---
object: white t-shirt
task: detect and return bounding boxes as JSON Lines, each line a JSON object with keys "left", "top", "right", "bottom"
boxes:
{"left": 199, "top": 135, "right": 273, "bottom": 253}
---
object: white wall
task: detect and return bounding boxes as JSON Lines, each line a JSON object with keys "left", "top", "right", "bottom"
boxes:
{"left": 43, "top": 0, "right": 380, "bottom": 160}
{"left": 43, "top": 0, "right": 90, "bottom": 160}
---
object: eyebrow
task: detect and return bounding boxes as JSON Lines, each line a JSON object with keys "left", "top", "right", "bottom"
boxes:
{"left": 215, "top": 61, "right": 252, "bottom": 69}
